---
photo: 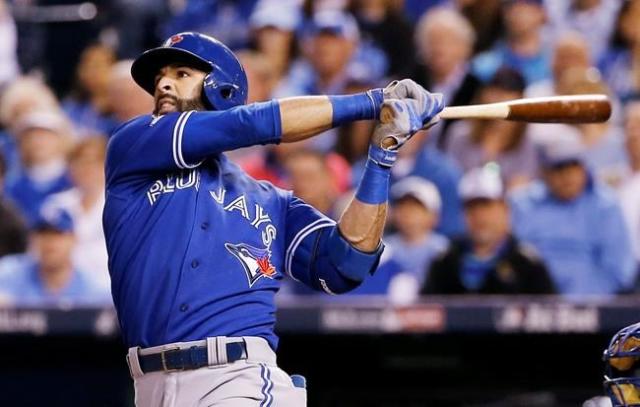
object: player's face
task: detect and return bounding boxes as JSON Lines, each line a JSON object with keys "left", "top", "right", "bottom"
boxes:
{"left": 153, "top": 64, "right": 207, "bottom": 115}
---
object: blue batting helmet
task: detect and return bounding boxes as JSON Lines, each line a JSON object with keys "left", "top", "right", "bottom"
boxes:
{"left": 131, "top": 32, "right": 248, "bottom": 111}
{"left": 603, "top": 322, "right": 640, "bottom": 406}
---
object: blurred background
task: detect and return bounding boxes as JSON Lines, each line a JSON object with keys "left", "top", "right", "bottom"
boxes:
{"left": 0, "top": 0, "right": 639, "bottom": 405}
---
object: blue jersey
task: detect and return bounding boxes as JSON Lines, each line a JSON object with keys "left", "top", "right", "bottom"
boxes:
{"left": 104, "top": 102, "right": 352, "bottom": 349}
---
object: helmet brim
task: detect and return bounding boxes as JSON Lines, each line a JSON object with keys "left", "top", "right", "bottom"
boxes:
{"left": 131, "top": 47, "right": 213, "bottom": 95}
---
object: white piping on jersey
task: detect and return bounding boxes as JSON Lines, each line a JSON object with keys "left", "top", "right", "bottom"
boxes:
{"left": 319, "top": 278, "right": 338, "bottom": 295}
{"left": 285, "top": 217, "right": 335, "bottom": 282}
{"left": 172, "top": 110, "right": 201, "bottom": 169}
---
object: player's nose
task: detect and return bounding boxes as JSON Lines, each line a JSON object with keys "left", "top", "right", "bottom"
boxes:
{"left": 155, "top": 75, "right": 176, "bottom": 94}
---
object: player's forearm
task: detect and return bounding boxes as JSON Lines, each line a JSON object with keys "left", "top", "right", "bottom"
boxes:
{"left": 277, "top": 90, "right": 382, "bottom": 143}
{"left": 338, "top": 199, "right": 387, "bottom": 253}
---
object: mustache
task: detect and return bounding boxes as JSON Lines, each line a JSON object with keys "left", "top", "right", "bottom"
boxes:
{"left": 156, "top": 94, "right": 178, "bottom": 105}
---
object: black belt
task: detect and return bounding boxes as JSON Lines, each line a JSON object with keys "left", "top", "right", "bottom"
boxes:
{"left": 138, "top": 341, "right": 247, "bottom": 373}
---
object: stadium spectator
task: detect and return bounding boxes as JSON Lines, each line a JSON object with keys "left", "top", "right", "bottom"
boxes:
{"left": 276, "top": 10, "right": 360, "bottom": 98}
{"left": 42, "top": 138, "right": 110, "bottom": 293}
{"left": 545, "top": 0, "right": 622, "bottom": 63}
{"left": 411, "top": 7, "right": 481, "bottom": 148}
{"left": 0, "top": 77, "right": 62, "bottom": 184}
{"left": 236, "top": 51, "right": 278, "bottom": 104}
{"left": 63, "top": 44, "right": 118, "bottom": 137}
{"left": 447, "top": 68, "right": 538, "bottom": 190}
{"left": 525, "top": 31, "right": 592, "bottom": 98}
{"left": 510, "top": 138, "right": 636, "bottom": 295}
{"left": 348, "top": 0, "right": 414, "bottom": 78}
{"left": 557, "top": 66, "right": 628, "bottom": 188}
{"left": 5, "top": 111, "right": 73, "bottom": 227}
{"left": 275, "top": 10, "right": 362, "bottom": 152}
{"left": 106, "top": 60, "right": 154, "bottom": 125}
{"left": 619, "top": 99, "right": 640, "bottom": 275}
{"left": 162, "top": 0, "right": 260, "bottom": 50}
{"left": 422, "top": 166, "right": 555, "bottom": 295}
{"left": 249, "top": 1, "right": 300, "bottom": 90}
{"left": 0, "top": 0, "right": 19, "bottom": 86}
{"left": 408, "top": 130, "right": 466, "bottom": 237}
{"left": 0, "top": 151, "right": 28, "bottom": 258}
{"left": 384, "top": 177, "right": 448, "bottom": 303}
{"left": 456, "top": 0, "right": 503, "bottom": 53}
{"left": 599, "top": 0, "right": 640, "bottom": 102}
{"left": 472, "top": 0, "right": 551, "bottom": 85}
{"left": 282, "top": 149, "right": 343, "bottom": 219}
{"left": 0, "top": 208, "right": 109, "bottom": 306}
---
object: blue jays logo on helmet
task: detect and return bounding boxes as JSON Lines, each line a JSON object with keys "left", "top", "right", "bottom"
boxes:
{"left": 225, "top": 243, "right": 277, "bottom": 287}
{"left": 131, "top": 31, "right": 248, "bottom": 111}
{"left": 603, "top": 322, "right": 640, "bottom": 406}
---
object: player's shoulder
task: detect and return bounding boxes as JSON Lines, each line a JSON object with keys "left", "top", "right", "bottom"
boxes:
{"left": 111, "top": 114, "right": 175, "bottom": 138}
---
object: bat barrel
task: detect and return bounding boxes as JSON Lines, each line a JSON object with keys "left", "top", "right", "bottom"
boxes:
{"left": 506, "top": 94, "right": 611, "bottom": 123}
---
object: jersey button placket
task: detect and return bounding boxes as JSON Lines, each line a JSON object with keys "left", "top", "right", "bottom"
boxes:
{"left": 191, "top": 259, "right": 199, "bottom": 268}
{"left": 200, "top": 222, "right": 209, "bottom": 230}
{"left": 180, "top": 303, "right": 189, "bottom": 312}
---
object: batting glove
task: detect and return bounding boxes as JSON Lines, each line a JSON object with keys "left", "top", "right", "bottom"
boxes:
{"left": 369, "top": 97, "right": 444, "bottom": 165}
{"left": 383, "top": 79, "right": 445, "bottom": 128}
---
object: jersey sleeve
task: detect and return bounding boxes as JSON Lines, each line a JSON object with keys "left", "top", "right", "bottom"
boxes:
{"left": 284, "top": 195, "right": 383, "bottom": 294}
{"left": 106, "top": 101, "right": 281, "bottom": 186}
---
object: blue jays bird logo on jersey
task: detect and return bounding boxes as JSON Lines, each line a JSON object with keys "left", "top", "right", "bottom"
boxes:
{"left": 225, "top": 243, "right": 277, "bottom": 287}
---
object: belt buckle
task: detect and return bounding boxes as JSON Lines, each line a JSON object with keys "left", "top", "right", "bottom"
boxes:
{"left": 160, "top": 346, "right": 184, "bottom": 373}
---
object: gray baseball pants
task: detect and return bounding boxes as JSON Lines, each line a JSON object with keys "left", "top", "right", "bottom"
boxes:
{"left": 127, "top": 336, "right": 307, "bottom": 407}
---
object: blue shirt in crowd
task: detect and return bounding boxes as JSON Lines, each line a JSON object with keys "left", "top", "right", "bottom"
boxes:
{"left": 4, "top": 171, "right": 72, "bottom": 228}
{"left": 510, "top": 179, "right": 636, "bottom": 295}
{"left": 0, "top": 255, "right": 109, "bottom": 306}
{"left": 410, "top": 146, "right": 466, "bottom": 238}
{"left": 472, "top": 41, "right": 551, "bottom": 85}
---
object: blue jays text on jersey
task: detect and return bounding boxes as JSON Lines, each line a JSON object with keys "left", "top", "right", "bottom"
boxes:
{"left": 103, "top": 101, "right": 382, "bottom": 350}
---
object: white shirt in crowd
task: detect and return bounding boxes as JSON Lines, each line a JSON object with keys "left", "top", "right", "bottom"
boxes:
{"left": 43, "top": 189, "right": 110, "bottom": 292}
{"left": 619, "top": 172, "right": 640, "bottom": 262}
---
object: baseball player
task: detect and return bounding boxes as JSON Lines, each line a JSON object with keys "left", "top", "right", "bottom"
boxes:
{"left": 103, "top": 32, "right": 443, "bottom": 406}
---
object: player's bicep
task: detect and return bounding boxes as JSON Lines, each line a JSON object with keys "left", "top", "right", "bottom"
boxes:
{"left": 180, "top": 101, "right": 282, "bottom": 164}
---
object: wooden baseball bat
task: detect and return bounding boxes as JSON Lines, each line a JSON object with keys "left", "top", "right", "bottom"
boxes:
{"left": 437, "top": 94, "right": 611, "bottom": 124}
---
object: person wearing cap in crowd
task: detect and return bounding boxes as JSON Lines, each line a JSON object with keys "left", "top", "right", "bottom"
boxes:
{"left": 383, "top": 176, "right": 448, "bottom": 303}
{"left": 421, "top": 165, "right": 555, "bottom": 295}
{"left": 4, "top": 111, "right": 73, "bottom": 227}
{"left": 275, "top": 9, "right": 363, "bottom": 99}
{"left": 472, "top": 0, "right": 551, "bottom": 85}
{"left": 447, "top": 67, "right": 539, "bottom": 190}
{"left": 0, "top": 207, "right": 110, "bottom": 305}
{"left": 0, "top": 151, "right": 27, "bottom": 258}
{"left": 510, "top": 138, "right": 636, "bottom": 295}
{"left": 249, "top": 0, "right": 301, "bottom": 91}
{"left": 274, "top": 9, "right": 370, "bottom": 153}
{"left": 42, "top": 137, "right": 110, "bottom": 294}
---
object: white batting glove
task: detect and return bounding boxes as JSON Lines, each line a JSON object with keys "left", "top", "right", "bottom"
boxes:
{"left": 383, "top": 79, "right": 445, "bottom": 129}
{"left": 368, "top": 98, "right": 433, "bottom": 168}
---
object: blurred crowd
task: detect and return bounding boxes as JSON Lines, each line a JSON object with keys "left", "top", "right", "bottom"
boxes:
{"left": 0, "top": 0, "right": 639, "bottom": 307}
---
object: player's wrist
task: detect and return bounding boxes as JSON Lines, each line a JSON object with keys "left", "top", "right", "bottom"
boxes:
{"left": 328, "top": 88, "right": 383, "bottom": 127}
{"left": 354, "top": 145, "right": 395, "bottom": 205}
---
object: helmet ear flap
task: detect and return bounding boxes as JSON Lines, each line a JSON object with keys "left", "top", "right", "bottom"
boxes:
{"left": 202, "top": 72, "right": 244, "bottom": 111}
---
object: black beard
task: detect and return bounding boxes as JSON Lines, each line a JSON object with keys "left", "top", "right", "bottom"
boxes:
{"left": 153, "top": 95, "right": 207, "bottom": 115}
